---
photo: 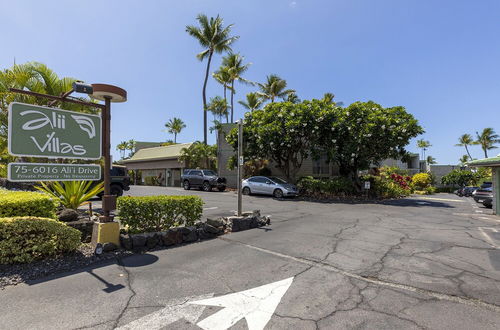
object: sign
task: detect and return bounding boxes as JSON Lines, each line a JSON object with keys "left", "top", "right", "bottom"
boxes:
{"left": 8, "top": 102, "right": 101, "bottom": 159}
{"left": 364, "top": 181, "right": 371, "bottom": 190}
{"left": 8, "top": 163, "right": 101, "bottom": 181}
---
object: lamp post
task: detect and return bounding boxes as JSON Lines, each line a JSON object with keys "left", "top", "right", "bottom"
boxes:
{"left": 237, "top": 119, "right": 243, "bottom": 216}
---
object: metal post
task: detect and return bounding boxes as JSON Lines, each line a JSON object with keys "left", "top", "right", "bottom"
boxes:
{"left": 101, "top": 96, "right": 113, "bottom": 222}
{"left": 237, "top": 119, "right": 243, "bottom": 216}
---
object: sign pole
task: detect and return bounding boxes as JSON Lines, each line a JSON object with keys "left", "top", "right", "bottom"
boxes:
{"left": 237, "top": 119, "right": 243, "bottom": 216}
{"left": 101, "top": 96, "right": 113, "bottom": 222}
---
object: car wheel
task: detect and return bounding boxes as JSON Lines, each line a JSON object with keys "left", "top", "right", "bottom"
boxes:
{"left": 183, "top": 180, "right": 190, "bottom": 190}
{"left": 202, "top": 181, "right": 212, "bottom": 192}
{"left": 218, "top": 186, "right": 226, "bottom": 192}
{"left": 110, "top": 185, "right": 123, "bottom": 197}
{"left": 273, "top": 189, "right": 284, "bottom": 199}
{"left": 242, "top": 187, "right": 251, "bottom": 195}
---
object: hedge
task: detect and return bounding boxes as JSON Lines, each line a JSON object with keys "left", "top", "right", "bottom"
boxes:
{"left": 117, "top": 195, "right": 203, "bottom": 233}
{"left": 0, "top": 217, "right": 81, "bottom": 264}
{"left": 0, "top": 190, "right": 60, "bottom": 218}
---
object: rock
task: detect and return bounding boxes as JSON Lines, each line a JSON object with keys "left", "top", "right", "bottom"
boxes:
{"left": 249, "top": 216, "right": 259, "bottom": 229}
{"left": 197, "top": 227, "right": 217, "bottom": 240}
{"left": 146, "top": 234, "right": 160, "bottom": 249}
{"left": 120, "top": 234, "right": 132, "bottom": 250}
{"left": 203, "top": 223, "right": 221, "bottom": 235}
{"left": 58, "top": 208, "right": 79, "bottom": 222}
{"left": 102, "top": 242, "right": 117, "bottom": 252}
{"left": 163, "top": 228, "right": 183, "bottom": 246}
{"left": 230, "top": 216, "right": 251, "bottom": 232}
{"left": 131, "top": 234, "right": 146, "bottom": 248}
{"left": 206, "top": 218, "right": 225, "bottom": 228}
{"left": 182, "top": 226, "right": 198, "bottom": 243}
{"left": 66, "top": 220, "right": 93, "bottom": 243}
{"left": 156, "top": 232, "right": 167, "bottom": 246}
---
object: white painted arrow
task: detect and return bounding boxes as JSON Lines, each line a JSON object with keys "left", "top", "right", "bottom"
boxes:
{"left": 116, "top": 294, "right": 214, "bottom": 330}
{"left": 189, "top": 277, "right": 294, "bottom": 330}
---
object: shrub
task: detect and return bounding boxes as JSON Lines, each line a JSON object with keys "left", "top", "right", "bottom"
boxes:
{"left": 297, "top": 176, "right": 356, "bottom": 197}
{"left": 0, "top": 217, "right": 81, "bottom": 264}
{"left": 35, "top": 181, "right": 104, "bottom": 210}
{"left": 144, "top": 176, "right": 159, "bottom": 186}
{"left": 371, "top": 176, "right": 411, "bottom": 198}
{"left": 412, "top": 173, "right": 432, "bottom": 190}
{"left": 117, "top": 195, "right": 203, "bottom": 233}
{"left": 0, "top": 190, "right": 59, "bottom": 218}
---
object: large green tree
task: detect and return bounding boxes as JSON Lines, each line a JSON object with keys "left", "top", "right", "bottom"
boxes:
{"left": 455, "top": 133, "right": 474, "bottom": 159}
{"left": 164, "top": 117, "right": 186, "bottom": 143}
{"left": 221, "top": 53, "right": 252, "bottom": 122}
{"left": 186, "top": 14, "right": 238, "bottom": 144}
{"left": 257, "top": 74, "right": 295, "bottom": 103}
{"left": 475, "top": 128, "right": 499, "bottom": 158}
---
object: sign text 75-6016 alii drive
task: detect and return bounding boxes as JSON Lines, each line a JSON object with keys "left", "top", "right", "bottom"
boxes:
{"left": 8, "top": 102, "right": 101, "bottom": 160}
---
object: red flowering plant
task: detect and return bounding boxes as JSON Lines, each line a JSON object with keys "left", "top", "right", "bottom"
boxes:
{"left": 389, "top": 173, "right": 411, "bottom": 190}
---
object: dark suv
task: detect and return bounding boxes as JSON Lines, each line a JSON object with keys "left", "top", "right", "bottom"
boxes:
{"left": 97, "top": 165, "right": 131, "bottom": 197}
{"left": 181, "top": 169, "right": 226, "bottom": 192}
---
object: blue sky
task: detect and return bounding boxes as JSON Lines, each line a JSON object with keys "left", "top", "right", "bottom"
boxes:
{"left": 1, "top": 0, "right": 499, "bottom": 164}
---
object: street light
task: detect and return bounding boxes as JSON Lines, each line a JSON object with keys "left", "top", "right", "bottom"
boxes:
{"left": 73, "top": 82, "right": 127, "bottom": 222}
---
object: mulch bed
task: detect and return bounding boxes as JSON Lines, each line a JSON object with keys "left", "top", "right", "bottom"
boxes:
{"left": 0, "top": 244, "right": 133, "bottom": 289}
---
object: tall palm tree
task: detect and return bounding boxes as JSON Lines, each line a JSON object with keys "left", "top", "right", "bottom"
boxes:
{"left": 475, "top": 128, "right": 499, "bottom": 158}
{"left": 116, "top": 141, "right": 128, "bottom": 159}
{"left": 417, "top": 139, "right": 431, "bottom": 160}
{"left": 459, "top": 155, "right": 470, "bottom": 165}
{"left": 207, "top": 96, "right": 229, "bottom": 122}
{"left": 164, "top": 117, "right": 186, "bottom": 143}
{"left": 257, "top": 74, "right": 295, "bottom": 103}
{"left": 322, "top": 92, "right": 335, "bottom": 104}
{"left": 238, "top": 92, "right": 263, "bottom": 112}
{"left": 221, "top": 53, "right": 253, "bottom": 122}
{"left": 212, "top": 66, "right": 232, "bottom": 121}
{"left": 186, "top": 14, "right": 238, "bottom": 144}
{"left": 426, "top": 155, "right": 437, "bottom": 164}
{"left": 455, "top": 134, "right": 474, "bottom": 159}
{"left": 126, "top": 139, "right": 137, "bottom": 157}
{"left": 286, "top": 92, "right": 300, "bottom": 104}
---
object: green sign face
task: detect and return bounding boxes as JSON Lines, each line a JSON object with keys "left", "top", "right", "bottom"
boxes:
{"left": 8, "top": 102, "right": 101, "bottom": 160}
{"left": 8, "top": 163, "right": 101, "bottom": 181}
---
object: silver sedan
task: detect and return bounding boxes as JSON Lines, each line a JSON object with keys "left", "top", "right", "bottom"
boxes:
{"left": 242, "top": 176, "right": 298, "bottom": 198}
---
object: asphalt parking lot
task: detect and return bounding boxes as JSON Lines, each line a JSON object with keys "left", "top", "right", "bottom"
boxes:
{"left": 2, "top": 186, "right": 500, "bottom": 329}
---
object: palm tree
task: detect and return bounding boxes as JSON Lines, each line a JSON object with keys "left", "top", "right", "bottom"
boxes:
{"left": 116, "top": 141, "right": 128, "bottom": 159}
{"left": 417, "top": 139, "right": 431, "bottom": 160}
{"left": 286, "top": 92, "right": 300, "bottom": 104}
{"left": 238, "top": 92, "right": 263, "bottom": 112}
{"left": 126, "top": 139, "right": 136, "bottom": 157}
{"left": 322, "top": 93, "right": 335, "bottom": 104}
{"left": 212, "top": 66, "right": 232, "bottom": 122}
{"left": 186, "top": 14, "right": 238, "bottom": 144}
{"left": 257, "top": 74, "right": 295, "bottom": 103}
{"left": 221, "top": 53, "right": 253, "bottom": 122}
{"left": 455, "top": 134, "right": 474, "bottom": 159}
{"left": 475, "top": 128, "right": 499, "bottom": 158}
{"left": 207, "top": 96, "right": 229, "bottom": 122}
{"left": 426, "top": 156, "right": 437, "bottom": 164}
{"left": 459, "top": 155, "right": 470, "bottom": 165}
{"left": 164, "top": 117, "right": 186, "bottom": 143}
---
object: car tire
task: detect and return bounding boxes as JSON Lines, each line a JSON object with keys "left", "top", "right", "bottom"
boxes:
{"left": 183, "top": 180, "right": 190, "bottom": 190}
{"left": 273, "top": 189, "right": 284, "bottom": 199}
{"left": 218, "top": 186, "right": 226, "bottom": 192}
{"left": 202, "top": 181, "right": 212, "bottom": 192}
{"left": 110, "top": 185, "right": 123, "bottom": 197}
{"left": 242, "top": 187, "right": 251, "bottom": 195}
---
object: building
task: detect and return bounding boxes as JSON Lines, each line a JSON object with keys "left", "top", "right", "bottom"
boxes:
{"left": 217, "top": 124, "right": 421, "bottom": 187}
{"left": 123, "top": 143, "right": 192, "bottom": 187}
{"left": 468, "top": 156, "right": 500, "bottom": 216}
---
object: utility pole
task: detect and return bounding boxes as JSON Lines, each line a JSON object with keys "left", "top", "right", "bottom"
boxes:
{"left": 237, "top": 119, "right": 243, "bottom": 216}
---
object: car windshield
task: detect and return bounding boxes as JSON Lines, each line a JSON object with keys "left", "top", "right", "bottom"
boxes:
{"left": 269, "top": 177, "right": 287, "bottom": 184}
{"left": 203, "top": 170, "right": 217, "bottom": 176}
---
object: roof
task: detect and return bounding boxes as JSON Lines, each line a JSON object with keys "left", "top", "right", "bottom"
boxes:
{"left": 467, "top": 155, "right": 500, "bottom": 167}
{"left": 123, "top": 143, "right": 192, "bottom": 163}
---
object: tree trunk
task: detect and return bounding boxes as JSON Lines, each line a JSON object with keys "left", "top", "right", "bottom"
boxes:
{"left": 174, "top": 133, "right": 177, "bottom": 144}
{"left": 484, "top": 147, "right": 488, "bottom": 158}
{"left": 464, "top": 145, "right": 472, "bottom": 159}
{"left": 230, "top": 80, "right": 235, "bottom": 123}
{"left": 202, "top": 51, "right": 214, "bottom": 145}
{"left": 223, "top": 85, "right": 229, "bottom": 123}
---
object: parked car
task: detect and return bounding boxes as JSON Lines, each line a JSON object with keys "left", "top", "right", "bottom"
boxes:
{"left": 242, "top": 176, "right": 298, "bottom": 198}
{"left": 97, "top": 165, "right": 131, "bottom": 197}
{"left": 458, "top": 186, "right": 479, "bottom": 197}
{"left": 181, "top": 169, "right": 226, "bottom": 191}
{"left": 473, "top": 187, "right": 493, "bottom": 208}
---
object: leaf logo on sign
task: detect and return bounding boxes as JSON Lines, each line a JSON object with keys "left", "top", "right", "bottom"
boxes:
{"left": 71, "top": 115, "right": 96, "bottom": 139}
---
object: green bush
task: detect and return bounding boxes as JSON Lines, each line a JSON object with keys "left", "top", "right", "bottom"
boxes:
{"left": 117, "top": 195, "right": 203, "bottom": 233}
{"left": 0, "top": 190, "right": 59, "bottom": 218}
{"left": 412, "top": 173, "right": 432, "bottom": 190}
{"left": 369, "top": 176, "right": 411, "bottom": 198}
{"left": 144, "top": 176, "right": 159, "bottom": 186}
{"left": 0, "top": 217, "right": 81, "bottom": 264}
{"left": 297, "top": 176, "right": 356, "bottom": 197}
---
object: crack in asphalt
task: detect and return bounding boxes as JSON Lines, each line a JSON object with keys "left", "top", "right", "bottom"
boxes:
{"left": 110, "top": 257, "right": 137, "bottom": 329}
{"left": 218, "top": 236, "right": 500, "bottom": 313}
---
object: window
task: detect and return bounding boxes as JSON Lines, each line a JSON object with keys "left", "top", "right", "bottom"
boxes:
{"left": 313, "top": 153, "right": 329, "bottom": 175}
{"left": 249, "top": 177, "right": 267, "bottom": 183}
{"left": 269, "top": 176, "right": 287, "bottom": 184}
{"left": 203, "top": 170, "right": 217, "bottom": 176}
{"left": 191, "top": 170, "right": 202, "bottom": 176}
{"left": 111, "top": 167, "right": 125, "bottom": 176}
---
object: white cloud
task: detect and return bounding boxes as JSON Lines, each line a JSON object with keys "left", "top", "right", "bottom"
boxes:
{"left": 289, "top": 1, "right": 297, "bottom": 8}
